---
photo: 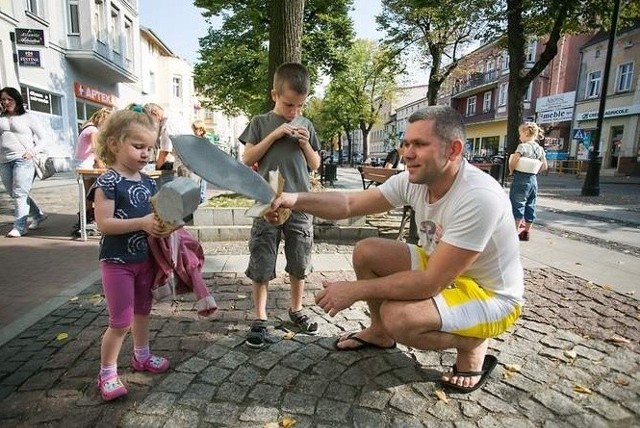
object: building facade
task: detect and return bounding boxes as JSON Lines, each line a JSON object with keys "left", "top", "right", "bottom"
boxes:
{"left": 0, "top": 0, "right": 234, "bottom": 170}
{"left": 572, "top": 25, "right": 640, "bottom": 176}
{"left": 437, "top": 34, "right": 590, "bottom": 159}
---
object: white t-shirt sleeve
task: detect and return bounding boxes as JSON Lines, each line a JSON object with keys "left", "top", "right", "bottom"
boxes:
{"left": 378, "top": 172, "right": 410, "bottom": 207}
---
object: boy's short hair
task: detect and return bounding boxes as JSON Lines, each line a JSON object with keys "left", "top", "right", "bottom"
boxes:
{"left": 273, "top": 62, "right": 310, "bottom": 95}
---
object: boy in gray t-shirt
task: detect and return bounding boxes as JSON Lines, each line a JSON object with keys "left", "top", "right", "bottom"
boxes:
{"left": 239, "top": 63, "right": 321, "bottom": 348}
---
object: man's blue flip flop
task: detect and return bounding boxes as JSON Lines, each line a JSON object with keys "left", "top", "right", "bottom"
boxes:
{"left": 334, "top": 332, "right": 397, "bottom": 351}
{"left": 441, "top": 354, "right": 498, "bottom": 394}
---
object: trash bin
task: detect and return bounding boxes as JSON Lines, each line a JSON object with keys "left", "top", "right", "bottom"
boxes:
{"left": 490, "top": 163, "right": 504, "bottom": 184}
{"left": 321, "top": 163, "right": 337, "bottom": 186}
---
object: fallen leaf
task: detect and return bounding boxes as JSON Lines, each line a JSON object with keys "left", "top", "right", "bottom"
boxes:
{"left": 56, "top": 332, "right": 69, "bottom": 341}
{"left": 573, "top": 385, "right": 592, "bottom": 394}
{"left": 69, "top": 296, "right": 79, "bottom": 302}
{"left": 502, "top": 371, "right": 513, "bottom": 380}
{"left": 504, "top": 364, "right": 521, "bottom": 372}
{"left": 434, "top": 389, "right": 449, "bottom": 403}
{"left": 607, "top": 334, "right": 631, "bottom": 344}
{"left": 602, "top": 284, "right": 612, "bottom": 291}
{"left": 281, "top": 416, "right": 297, "bottom": 427}
{"left": 613, "top": 377, "right": 630, "bottom": 386}
{"left": 282, "top": 331, "right": 295, "bottom": 340}
{"left": 563, "top": 350, "right": 577, "bottom": 360}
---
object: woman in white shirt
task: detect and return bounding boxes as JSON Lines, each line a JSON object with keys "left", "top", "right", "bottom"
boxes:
{"left": 0, "top": 87, "right": 47, "bottom": 237}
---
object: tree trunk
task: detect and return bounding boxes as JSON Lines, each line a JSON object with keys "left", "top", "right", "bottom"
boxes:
{"left": 505, "top": 0, "right": 527, "bottom": 155}
{"left": 265, "top": 0, "right": 305, "bottom": 112}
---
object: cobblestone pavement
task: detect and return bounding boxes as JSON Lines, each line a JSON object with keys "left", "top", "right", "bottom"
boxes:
{"left": 0, "top": 262, "right": 638, "bottom": 427}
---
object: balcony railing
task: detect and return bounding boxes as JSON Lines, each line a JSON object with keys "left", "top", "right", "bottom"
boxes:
{"left": 452, "top": 70, "right": 499, "bottom": 96}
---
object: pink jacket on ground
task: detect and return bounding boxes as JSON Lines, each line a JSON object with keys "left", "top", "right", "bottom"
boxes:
{"left": 148, "top": 228, "right": 217, "bottom": 316}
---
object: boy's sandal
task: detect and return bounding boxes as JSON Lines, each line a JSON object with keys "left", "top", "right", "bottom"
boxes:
{"left": 246, "top": 319, "right": 269, "bottom": 348}
{"left": 288, "top": 309, "right": 319, "bottom": 335}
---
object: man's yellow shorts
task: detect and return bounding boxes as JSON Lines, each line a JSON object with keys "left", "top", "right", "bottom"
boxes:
{"left": 410, "top": 245, "right": 521, "bottom": 339}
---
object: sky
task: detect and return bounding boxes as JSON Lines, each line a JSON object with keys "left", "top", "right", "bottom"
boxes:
{"left": 138, "top": 0, "right": 384, "bottom": 64}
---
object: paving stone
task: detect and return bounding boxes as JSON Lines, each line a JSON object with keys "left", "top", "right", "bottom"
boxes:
{"left": 247, "top": 383, "right": 283, "bottom": 405}
{"left": 388, "top": 384, "right": 427, "bottom": 416}
{"left": 325, "top": 382, "right": 358, "bottom": 402}
{"left": 203, "top": 401, "right": 241, "bottom": 425}
{"left": 264, "top": 365, "right": 299, "bottom": 386}
{"left": 281, "top": 353, "right": 315, "bottom": 372}
{"left": 565, "top": 412, "right": 619, "bottom": 428}
{"left": 120, "top": 412, "right": 167, "bottom": 428}
{"left": 316, "top": 397, "right": 351, "bottom": 422}
{"left": 176, "top": 356, "right": 210, "bottom": 373}
{"left": 177, "top": 382, "right": 217, "bottom": 409}
{"left": 137, "top": 392, "right": 177, "bottom": 416}
{"left": 238, "top": 405, "right": 279, "bottom": 422}
{"left": 282, "top": 391, "right": 317, "bottom": 415}
{"left": 459, "top": 400, "right": 486, "bottom": 418}
{"left": 19, "top": 369, "right": 65, "bottom": 391}
{"left": 157, "top": 372, "right": 196, "bottom": 393}
{"left": 358, "top": 386, "right": 392, "bottom": 410}
{"left": 163, "top": 408, "right": 201, "bottom": 428}
{"left": 199, "top": 365, "right": 231, "bottom": 385}
{"left": 214, "top": 381, "right": 249, "bottom": 403}
{"left": 352, "top": 407, "right": 388, "bottom": 427}
{"left": 228, "top": 364, "right": 261, "bottom": 387}
{"left": 583, "top": 393, "right": 634, "bottom": 421}
{"left": 572, "top": 345, "right": 608, "bottom": 362}
{"left": 427, "top": 399, "right": 463, "bottom": 421}
{"left": 533, "top": 389, "right": 584, "bottom": 415}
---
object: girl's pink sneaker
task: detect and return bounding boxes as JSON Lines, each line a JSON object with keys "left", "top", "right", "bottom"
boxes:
{"left": 131, "top": 354, "right": 170, "bottom": 374}
{"left": 97, "top": 374, "right": 127, "bottom": 401}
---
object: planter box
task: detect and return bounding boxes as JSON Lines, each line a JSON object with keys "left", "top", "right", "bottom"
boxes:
{"left": 191, "top": 206, "right": 377, "bottom": 242}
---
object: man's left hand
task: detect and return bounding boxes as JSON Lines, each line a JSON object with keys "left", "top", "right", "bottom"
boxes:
{"left": 315, "top": 280, "right": 356, "bottom": 317}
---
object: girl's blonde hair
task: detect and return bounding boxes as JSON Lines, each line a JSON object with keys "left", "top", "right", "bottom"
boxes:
{"left": 95, "top": 105, "right": 156, "bottom": 166}
{"left": 83, "top": 107, "right": 111, "bottom": 129}
{"left": 519, "top": 121, "right": 544, "bottom": 142}
{"left": 192, "top": 119, "right": 206, "bottom": 137}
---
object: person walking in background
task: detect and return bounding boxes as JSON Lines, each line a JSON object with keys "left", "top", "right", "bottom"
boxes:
{"left": 0, "top": 87, "right": 48, "bottom": 237}
{"left": 508, "top": 122, "right": 547, "bottom": 241}
{"left": 72, "top": 107, "right": 111, "bottom": 237}
{"left": 74, "top": 108, "right": 111, "bottom": 169}
{"left": 190, "top": 120, "right": 208, "bottom": 203}
{"left": 240, "top": 62, "right": 321, "bottom": 348}
{"left": 268, "top": 106, "right": 523, "bottom": 393}
{"left": 383, "top": 144, "right": 403, "bottom": 169}
{"left": 89, "top": 105, "right": 174, "bottom": 401}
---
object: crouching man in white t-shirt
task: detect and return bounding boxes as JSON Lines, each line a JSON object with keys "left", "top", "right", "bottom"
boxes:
{"left": 268, "top": 106, "right": 524, "bottom": 394}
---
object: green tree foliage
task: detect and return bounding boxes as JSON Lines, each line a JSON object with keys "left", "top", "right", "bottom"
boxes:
{"left": 496, "top": 0, "right": 640, "bottom": 153}
{"left": 377, "top": 0, "right": 494, "bottom": 105}
{"left": 324, "top": 39, "right": 400, "bottom": 159}
{"left": 193, "top": 0, "right": 354, "bottom": 117}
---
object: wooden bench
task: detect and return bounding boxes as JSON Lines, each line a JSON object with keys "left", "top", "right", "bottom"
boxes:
{"left": 359, "top": 165, "right": 399, "bottom": 189}
{"left": 358, "top": 166, "right": 415, "bottom": 241}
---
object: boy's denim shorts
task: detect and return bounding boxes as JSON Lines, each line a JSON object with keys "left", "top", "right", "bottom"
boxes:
{"left": 245, "top": 211, "right": 313, "bottom": 282}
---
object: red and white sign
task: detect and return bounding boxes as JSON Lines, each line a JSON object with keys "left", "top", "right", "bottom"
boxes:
{"left": 74, "top": 82, "right": 115, "bottom": 106}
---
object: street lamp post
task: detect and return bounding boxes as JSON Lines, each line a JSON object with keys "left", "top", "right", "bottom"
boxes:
{"left": 582, "top": 0, "right": 621, "bottom": 196}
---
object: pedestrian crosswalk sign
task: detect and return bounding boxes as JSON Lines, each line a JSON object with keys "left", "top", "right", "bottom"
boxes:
{"left": 572, "top": 129, "right": 586, "bottom": 140}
